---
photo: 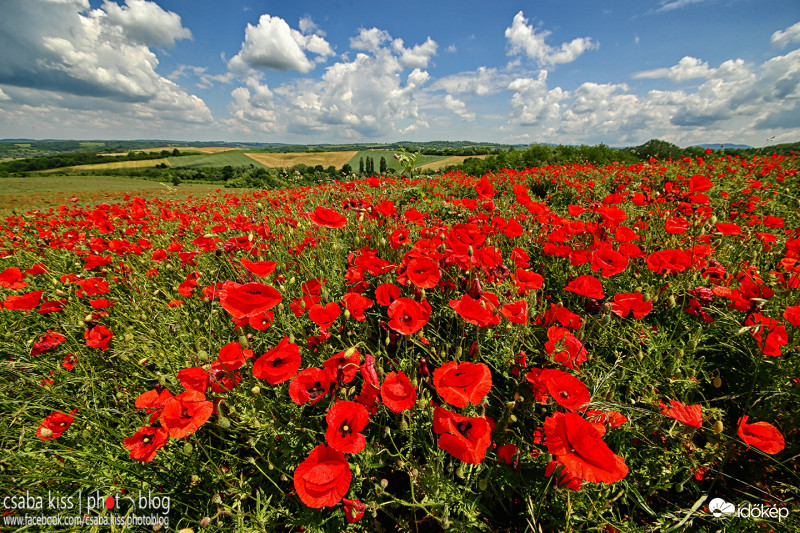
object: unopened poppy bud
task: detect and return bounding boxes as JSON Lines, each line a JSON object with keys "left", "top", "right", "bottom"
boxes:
{"left": 668, "top": 295, "right": 677, "bottom": 307}
{"left": 183, "top": 442, "right": 193, "bottom": 455}
{"left": 40, "top": 428, "right": 53, "bottom": 439}
{"left": 200, "top": 517, "right": 211, "bottom": 528}
{"left": 418, "top": 357, "right": 430, "bottom": 377}
{"left": 713, "top": 420, "right": 724, "bottom": 434}
{"left": 380, "top": 478, "right": 389, "bottom": 489}
{"left": 344, "top": 309, "right": 351, "bottom": 320}
{"left": 712, "top": 377, "right": 722, "bottom": 388}
{"left": 178, "top": 529, "right": 195, "bottom": 533}
{"left": 478, "top": 478, "right": 488, "bottom": 491}
{"left": 251, "top": 385, "right": 261, "bottom": 395}
{"left": 468, "top": 245, "right": 474, "bottom": 257}
{"left": 218, "top": 417, "right": 230, "bottom": 429}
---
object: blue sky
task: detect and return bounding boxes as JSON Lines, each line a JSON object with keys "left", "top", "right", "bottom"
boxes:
{"left": 1, "top": 0, "right": 799, "bottom": 147}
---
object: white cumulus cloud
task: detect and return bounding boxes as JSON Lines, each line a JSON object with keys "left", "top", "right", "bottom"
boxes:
{"left": 505, "top": 11, "right": 597, "bottom": 66}
{"left": 228, "top": 14, "right": 334, "bottom": 74}
{"left": 101, "top": 0, "right": 192, "bottom": 47}
{"left": 771, "top": 21, "right": 800, "bottom": 48}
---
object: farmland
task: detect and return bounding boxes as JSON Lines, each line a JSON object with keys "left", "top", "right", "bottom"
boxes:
{"left": 245, "top": 151, "right": 358, "bottom": 169}
{"left": 0, "top": 175, "right": 222, "bottom": 215}
{"left": 1, "top": 151, "right": 798, "bottom": 532}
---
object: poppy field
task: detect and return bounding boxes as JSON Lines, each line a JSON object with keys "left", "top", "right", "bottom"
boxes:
{"left": 1, "top": 152, "right": 799, "bottom": 532}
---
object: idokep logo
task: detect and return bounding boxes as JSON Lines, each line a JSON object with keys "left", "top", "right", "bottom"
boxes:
{"left": 708, "top": 497, "right": 789, "bottom": 522}
{"left": 708, "top": 498, "right": 735, "bottom": 517}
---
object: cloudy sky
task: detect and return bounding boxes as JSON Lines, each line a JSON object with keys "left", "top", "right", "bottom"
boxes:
{"left": 1, "top": 0, "right": 799, "bottom": 147}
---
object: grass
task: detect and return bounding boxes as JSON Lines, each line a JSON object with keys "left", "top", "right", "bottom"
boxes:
{"left": 416, "top": 154, "right": 489, "bottom": 171}
{"left": 0, "top": 175, "right": 221, "bottom": 216}
{"left": 41, "top": 158, "right": 171, "bottom": 173}
{"left": 167, "top": 152, "right": 265, "bottom": 169}
{"left": 244, "top": 151, "right": 358, "bottom": 169}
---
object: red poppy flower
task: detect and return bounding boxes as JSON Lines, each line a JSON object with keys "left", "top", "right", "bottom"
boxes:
{"left": 432, "top": 407, "right": 492, "bottom": 464}
{"left": 341, "top": 293, "right": 373, "bottom": 322}
{"left": 31, "top": 330, "right": 66, "bottom": 356}
{"left": 309, "top": 302, "right": 341, "bottom": 330}
{"left": 294, "top": 444, "right": 351, "bottom": 508}
{"left": 544, "top": 327, "right": 588, "bottom": 370}
{"left": 380, "top": 371, "right": 416, "bottom": 413}
{"left": 660, "top": 400, "right": 703, "bottom": 428}
{"left": 159, "top": 390, "right": 213, "bottom": 439}
{"left": 208, "top": 360, "right": 243, "bottom": 393}
{"left": 84, "top": 324, "right": 113, "bottom": 351}
{"left": 737, "top": 416, "right": 785, "bottom": 455}
{"left": 406, "top": 256, "right": 441, "bottom": 289}
{"left": 716, "top": 222, "right": 741, "bottom": 236}
{"left": 252, "top": 337, "right": 301, "bottom": 385}
{"left": 646, "top": 249, "right": 690, "bottom": 275}
{"left": 217, "top": 341, "right": 253, "bottom": 371}
{"left": 689, "top": 174, "right": 714, "bottom": 193}
{"left": 37, "top": 409, "right": 77, "bottom": 440}
{"left": 289, "top": 367, "right": 331, "bottom": 405}
{"left": 135, "top": 388, "right": 174, "bottom": 423}
{"left": 497, "top": 443, "right": 518, "bottom": 465}
{"left": 537, "top": 303, "right": 583, "bottom": 330}
{"left": 387, "top": 297, "right": 430, "bottom": 335}
{"left": 177, "top": 367, "right": 210, "bottom": 393}
{"left": 449, "top": 293, "right": 500, "bottom": 327}
{"left": 219, "top": 281, "right": 282, "bottom": 319}
{"left": 544, "top": 411, "right": 628, "bottom": 484}
{"left": 545, "top": 460, "right": 583, "bottom": 490}
{"left": 240, "top": 258, "right": 277, "bottom": 277}
{"left": 784, "top": 305, "right": 800, "bottom": 327}
{"left": 355, "top": 382, "right": 381, "bottom": 415}
{"left": 248, "top": 311, "right": 275, "bottom": 330}
{"left": 608, "top": 293, "right": 653, "bottom": 319}
{"left": 309, "top": 206, "right": 347, "bottom": 229}
{"left": 323, "top": 348, "right": 361, "bottom": 384}
{"left": 539, "top": 368, "right": 590, "bottom": 411}
{"left": 745, "top": 313, "right": 788, "bottom": 357}
{"left": 38, "top": 299, "right": 67, "bottom": 315}
{"left": 325, "top": 400, "right": 370, "bottom": 454}
{"left": 343, "top": 498, "right": 366, "bottom": 523}
{"left": 500, "top": 300, "right": 529, "bottom": 324}
{"left": 3, "top": 290, "right": 43, "bottom": 312}
{"left": 564, "top": 275, "right": 605, "bottom": 299}
{"left": 375, "top": 283, "right": 401, "bottom": 306}
{"left": 664, "top": 217, "right": 690, "bottom": 235}
{"left": 124, "top": 426, "right": 170, "bottom": 463}
{"left": 360, "top": 354, "right": 380, "bottom": 388}
{"left": 514, "top": 269, "right": 544, "bottom": 294}
{"left": 0, "top": 267, "right": 27, "bottom": 289}
{"left": 590, "top": 249, "right": 629, "bottom": 277}
{"left": 433, "top": 361, "right": 492, "bottom": 408}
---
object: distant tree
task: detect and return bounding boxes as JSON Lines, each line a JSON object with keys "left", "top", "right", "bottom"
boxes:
{"left": 341, "top": 163, "right": 352, "bottom": 175}
{"left": 172, "top": 149, "right": 181, "bottom": 156}
{"left": 221, "top": 165, "right": 234, "bottom": 181}
{"left": 359, "top": 157, "right": 364, "bottom": 175}
{"left": 379, "top": 156, "right": 387, "bottom": 174}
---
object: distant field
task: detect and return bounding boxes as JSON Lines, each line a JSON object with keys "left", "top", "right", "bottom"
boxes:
{"left": 100, "top": 146, "right": 237, "bottom": 156}
{"left": 244, "top": 151, "right": 357, "bottom": 168}
{"left": 346, "top": 150, "right": 448, "bottom": 172}
{"left": 0, "top": 175, "right": 221, "bottom": 215}
{"left": 168, "top": 152, "right": 264, "bottom": 168}
{"left": 416, "top": 154, "right": 489, "bottom": 170}
{"left": 43, "top": 158, "right": 171, "bottom": 172}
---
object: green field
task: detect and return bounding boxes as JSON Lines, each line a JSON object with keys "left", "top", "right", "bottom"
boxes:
{"left": 0, "top": 175, "right": 221, "bottom": 215}
{"left": 346, "top": 150, "right": 448, "bottom": 172}
{"left": 167, "top": 151, "right": 266, "bottom": 168}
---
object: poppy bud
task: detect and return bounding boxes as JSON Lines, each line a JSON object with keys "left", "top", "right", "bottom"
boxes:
{"left": 218, "top": 417, "right": 230, "bottom": 429}
{"left": 418, "top": 357, "right": 430, "bottom": 377}
{"left": 478, "top": 479, "right": 488, "bottom": 491}
{"left": 468, "top": 246, "right": 474, "bottom": 257}
{"left": 713, "top": 420, "right": 724, "bottom": 434}
{"left": 200, "top": 517, "right": 211, "bottom": 528}
{"left": 380, "top": 478, "right": 389, "bottom": 489}
{"left": 40, "top": 428, "right": 53, "bottom": 439}
{"left": 668, "top": 295, "right": 677, "bottom": 307}
{"left": 712, "top": 377, "right": 722, "bottom": 388}
{"left": 183, "top": 442, "right": 193, "bottom": 455}
{"left": 251, "top": 386, "right": 261, "bottom": 395}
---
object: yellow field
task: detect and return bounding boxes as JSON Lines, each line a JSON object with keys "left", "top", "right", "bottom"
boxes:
{"left": 100, "top": 146, "right": 238, "bottom": 156}
{"left": 416, "top": 154, "right": 488, "bottom": 171}
{"left": 44, "top": 158, "right": 171, "bottom": 172}
{"left": 245, "top": 151, "right": 358, "bottom": 168}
